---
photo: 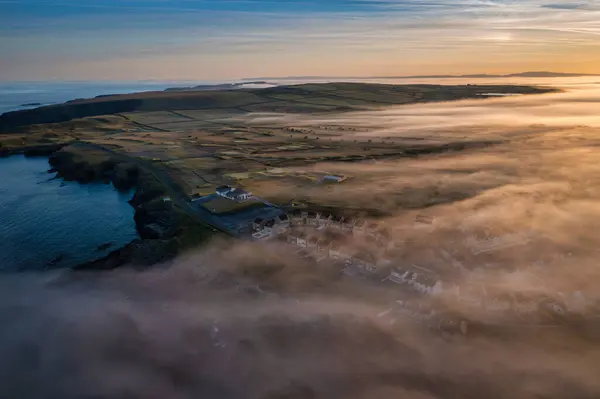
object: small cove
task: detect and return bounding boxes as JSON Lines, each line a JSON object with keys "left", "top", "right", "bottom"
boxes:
{"left": 0, "top": 155, "right": 138, "bottom": 271}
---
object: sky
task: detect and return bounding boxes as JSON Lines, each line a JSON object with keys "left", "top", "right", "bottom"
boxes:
{"left": 1, "top": 0, "right": 599, "bottom": 81}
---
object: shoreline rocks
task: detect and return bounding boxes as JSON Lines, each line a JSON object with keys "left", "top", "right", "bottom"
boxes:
{"left": 46, "top": 144, "right": 185, "bottom": 270}
{"left": 48, "top": 146, "right": 140, "bottom": 188}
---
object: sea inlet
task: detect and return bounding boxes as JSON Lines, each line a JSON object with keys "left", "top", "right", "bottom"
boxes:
{"left": 0, "top": 155, "right": 138, "bottom": 271}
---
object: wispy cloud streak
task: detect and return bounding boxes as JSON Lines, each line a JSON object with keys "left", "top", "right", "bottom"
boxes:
{"left": 0, "top": 0, "right": 598, "bottom": 80}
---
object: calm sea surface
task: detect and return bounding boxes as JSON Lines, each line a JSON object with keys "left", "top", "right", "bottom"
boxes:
{"left": 0, "top": 155, "right": 138, "bottom": 271}
{"left": 0, "top": 80, "right": 218, "bottom": 114}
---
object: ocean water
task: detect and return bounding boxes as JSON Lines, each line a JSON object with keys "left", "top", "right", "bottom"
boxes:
{"left": 0, "top": 80, "right": 218, "bottom": 115}
{"left": 0, "top": 155, "right": 138, "bottom": 271}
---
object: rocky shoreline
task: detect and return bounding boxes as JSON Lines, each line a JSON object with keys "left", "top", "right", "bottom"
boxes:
{"left": 44, "top": 143, "right": 211, "bottom": 270}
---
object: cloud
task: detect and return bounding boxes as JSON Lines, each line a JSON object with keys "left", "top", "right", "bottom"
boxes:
{"left": 0, "top": 0, "right": 599, "bottom": 79}
{"left": 1, "top": 234, "right": 600, "bottom": 397}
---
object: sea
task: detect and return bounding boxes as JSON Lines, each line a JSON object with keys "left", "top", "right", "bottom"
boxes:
{"left": 0, "top": 80, "right": 222, "bottom": 115}
{"left": 0, "top": 155, "right": 139, "bottom": 271}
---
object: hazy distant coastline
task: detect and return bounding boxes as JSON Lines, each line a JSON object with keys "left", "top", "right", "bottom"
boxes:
{"left": 0, "top": 82, "right": 556, "bottom": 132}
{"left": 164, "top": 81, "right": 273, "bottom": 92}
{"left": 244, "top": 71, "right": 600, "bottom": 81}
{"left": 0, "top": 72, "right": 588, "bottom": 115}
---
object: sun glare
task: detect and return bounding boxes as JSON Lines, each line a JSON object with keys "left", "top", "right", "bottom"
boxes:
{"left": 487, "top": 32, "right": 513, "bottom": 42}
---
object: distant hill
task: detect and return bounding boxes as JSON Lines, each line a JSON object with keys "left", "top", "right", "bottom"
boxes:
{"left": 0, "top": 82, "right": 556, "bottom": 132}
{"left": 164, "top": 81, "right": 272, "bottom": 92}
{"left": 246, "top": 72, "right": 599, "bottom": 81}
{"left": 504, "top": 71, "right": 597, "bottom": 77}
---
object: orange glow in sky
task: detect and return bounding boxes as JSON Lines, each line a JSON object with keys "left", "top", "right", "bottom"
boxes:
{"left": 1, "top": 0, "right": 599, "bottom": 81}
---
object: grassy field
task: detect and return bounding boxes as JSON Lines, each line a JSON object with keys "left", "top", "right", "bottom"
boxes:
{"left": 0, "top": 82, "right": 555, "bottom": 213}
{"left": 0, "top": 82, "right": 554, "bottom": 130}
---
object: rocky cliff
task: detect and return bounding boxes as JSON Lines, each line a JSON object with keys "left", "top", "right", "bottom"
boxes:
{"left": 47, "top": 144, "right": 197, "bottom": 269}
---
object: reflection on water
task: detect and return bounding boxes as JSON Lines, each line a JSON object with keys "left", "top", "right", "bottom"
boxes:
{"left": 0, "top": 155, "right": 138, "bottom": 271}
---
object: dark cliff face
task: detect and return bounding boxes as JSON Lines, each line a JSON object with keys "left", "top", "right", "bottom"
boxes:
{"left": 49, "top": 146, "right": 168, "bottom": 233}
{"left": 47, "top": 145, "right": 189, "bottom": 271}
{"left": 48, "top": 149, "right": 137, "bottom": 187}
{"left": 0, "top": 99, "right": 144, "bottom": 132}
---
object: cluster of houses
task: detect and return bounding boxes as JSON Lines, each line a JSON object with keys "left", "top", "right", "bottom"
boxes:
{"left": 194, "top": 189, "right": 593, "bottom": 326}
{"left": 247, "top": 208, "right": 591, "bottom": 322}
{"left": 283, "top": 228, "right": 448, "bottom": 297}
{"left": 250, "top": 211, "right": 387, "bottom": 242}
{"left": 251, "top": 214, "right": 291, "bottom": 240}
{"left": 251, "top": 211, "right": 446, "bottom": 296}
{"left": 289, "top": 212, "right": 386, "bottom": 239}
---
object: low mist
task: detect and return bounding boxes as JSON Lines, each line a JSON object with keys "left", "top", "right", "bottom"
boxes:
{"left": 4, "top": 78, "right": 600, "bottom": 398}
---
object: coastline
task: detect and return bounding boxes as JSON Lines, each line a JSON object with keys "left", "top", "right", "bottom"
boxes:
{"left": 2, "top": 143, "right": 218, "bottom": 271}
{"left": 49, "top": 143, "right": 221, "bottom": 270}
{"left": 0, "top": 82, "right": 560, "bottom": 270}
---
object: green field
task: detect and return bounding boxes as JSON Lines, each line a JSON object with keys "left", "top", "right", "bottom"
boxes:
{"left": 0, "top": 83, "right": 554, "bottom": 131}
{"left": 0, "top": 82, "right": 555, "bottom": 213}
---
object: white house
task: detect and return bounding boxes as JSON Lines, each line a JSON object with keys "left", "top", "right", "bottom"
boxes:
{"left": 216, "top": 186, "right": 253, "bottom": 202}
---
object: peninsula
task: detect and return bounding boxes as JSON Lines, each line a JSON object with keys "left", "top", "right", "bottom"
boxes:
{"left": 0, "top": 82, "right": 556, "bottom": 269}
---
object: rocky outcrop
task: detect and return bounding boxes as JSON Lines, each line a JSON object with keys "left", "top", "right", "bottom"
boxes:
{"left": 112, "top": 162, "right": 139, "bottom": 191}
{"left": 48, "top": 146, "right": 138, "bottom": 187}
{"left": 48, "top": 144, "right": 180, "bottom": 256}
{"left": 128, "top": 171, "right": 166, "bottom": 206}
{"left": 133, "top": 197, "right": 177, "bottom": 240}
{"left": 138, "top": 224, "right": 166, "bottom": 240}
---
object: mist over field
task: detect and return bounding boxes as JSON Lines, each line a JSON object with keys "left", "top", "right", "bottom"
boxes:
{"left": 2, "top": 243, "right": 600, "bottom": 399}
{"left": 3, "top": 79, "right": 600, "bottom": 398}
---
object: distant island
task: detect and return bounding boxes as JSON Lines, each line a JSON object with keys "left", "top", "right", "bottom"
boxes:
{"left": 244, "top": 71, "right": 599, "bottom": 81}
